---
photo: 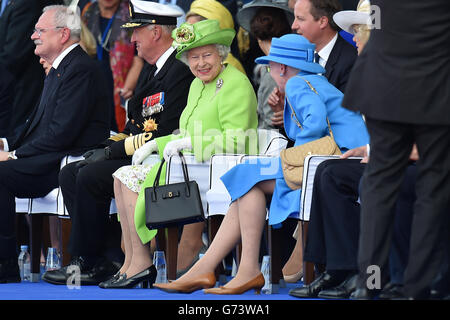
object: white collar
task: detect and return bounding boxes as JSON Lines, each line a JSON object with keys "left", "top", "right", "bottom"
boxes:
{"left": 52, "top": 43, "right": 79, "bottom": 69}
{"left": 155, "top": 46, "right": 175, "bottom": 76}
{"left": 316, "top": 33, "right": 338, "bottom": 67}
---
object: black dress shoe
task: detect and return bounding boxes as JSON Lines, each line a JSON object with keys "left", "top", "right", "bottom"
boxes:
{"left": 98, "top": 271, "right": 122, "bottom": 288}
{"left": 379, "top": 283, "right": 404, "bottom": 300}
{"left": 0, "top": 257, "right": 21, "bottom": 283}
{"left": 350, "top": 287, "right": 380, "bottom": 300}
{"left": 318, "top": 274, "right": 358, "bottom": 299}
{"left": 42, "top": 256, "right": 119, "bottom": 286}
{"left": 101, "top": 265, "right": 157, "bottom": 289}
{"left": 289, "top": 272, "right": 344, "bottom": 298}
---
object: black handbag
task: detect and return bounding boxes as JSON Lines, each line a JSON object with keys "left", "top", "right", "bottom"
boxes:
{"left": 145, "top": 152, "right": 204, "bottom": 230}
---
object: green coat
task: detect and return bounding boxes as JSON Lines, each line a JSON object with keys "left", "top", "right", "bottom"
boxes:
{"left": 135, "top": 64, "right": 258, "bottom": 243}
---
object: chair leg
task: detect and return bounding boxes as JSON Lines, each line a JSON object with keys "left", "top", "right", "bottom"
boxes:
{"left": 268, "top": 224, "right": 283, "bottom": 293}
{"left": 60, "top": 218, "right": 72, "bottom": 266}
{"left": 166, "top": 226, "right": 178, "bottom": 281}
{"left": 156, "top": 229, "right": 166, "bottom": 253}
{"left": 302, "top": 221, "right": 316, "bottom": 285}
{"left": 29, "top": 215, "right": 43, "bottom": 282}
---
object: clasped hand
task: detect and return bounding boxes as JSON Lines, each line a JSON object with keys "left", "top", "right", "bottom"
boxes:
{"left": 76, "top": 148, "right": 107, "bottom": 168}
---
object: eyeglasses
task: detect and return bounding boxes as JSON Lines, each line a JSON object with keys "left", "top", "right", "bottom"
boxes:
{"left": 33, "top": 27, "right": 65, "bottom": 37}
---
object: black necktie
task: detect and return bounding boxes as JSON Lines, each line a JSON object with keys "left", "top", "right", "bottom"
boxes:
{"left": 24, "top": 67, "right": 57, "bottom": 137}
{"left": 314, "top": 52, "right": 321, "bottom": 64}
{"left": 147, "top": 64, "right": 157, "bottom": 81}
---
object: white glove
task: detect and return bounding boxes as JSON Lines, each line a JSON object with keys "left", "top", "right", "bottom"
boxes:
{"left": 163, "top": 137, "right": 192, "bottom": 162}
{"left": 132, "top": 140, "right": 158, "bottom": 165}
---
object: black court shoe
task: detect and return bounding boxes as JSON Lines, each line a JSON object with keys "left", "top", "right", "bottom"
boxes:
{"left": 101, "top": 265, "right": 157, "bottom": 289}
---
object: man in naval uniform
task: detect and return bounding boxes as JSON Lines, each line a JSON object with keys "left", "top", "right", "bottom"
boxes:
{"left": 42, "top": 0, "right": 194, "bottom": 286}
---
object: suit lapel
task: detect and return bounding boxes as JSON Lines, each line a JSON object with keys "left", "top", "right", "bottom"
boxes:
{"left": 154, "top": 51, "right": 177, "bottom": 82}
{"left": 23, "top": 46, "right": 84, "bottom": 138}
{"left": 324, "top": 35, "right": 343, "bottom": 79}
{"left": 24, "top": 68, "right": 58, "bottom": 137}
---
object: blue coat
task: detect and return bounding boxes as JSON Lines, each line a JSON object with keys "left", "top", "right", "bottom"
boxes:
{"left": 221, "top": 71, "right": 369, "bottom": 226}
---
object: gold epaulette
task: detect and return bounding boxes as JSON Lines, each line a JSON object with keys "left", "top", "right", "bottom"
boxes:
{"left": 109, "top": 133, "right": 130, "bottom": 142}
{"left": 124, "top": 132, "right": 153, "bottom": 156}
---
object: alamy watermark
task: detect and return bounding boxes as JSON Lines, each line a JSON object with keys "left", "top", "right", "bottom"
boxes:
{"left": 66, "top": 265, "right": 81, "bottom": 290}
{"left": 369, "top": 5, "right": 382, "bottom": 30}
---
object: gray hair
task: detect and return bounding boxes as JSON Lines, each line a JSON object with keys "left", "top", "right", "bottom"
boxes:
{"left": 179, "top": 44, "right": 230, "bottom": 66}
{"left": 43, "top": 5, "right": 81, "bottom": 41}
{"left": 147, "top": 24, "right": 177, "bottom": 37}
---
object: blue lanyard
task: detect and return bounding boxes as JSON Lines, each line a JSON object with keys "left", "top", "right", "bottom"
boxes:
{"left": 96, "top": 13, "right": 116, "bottom": 61}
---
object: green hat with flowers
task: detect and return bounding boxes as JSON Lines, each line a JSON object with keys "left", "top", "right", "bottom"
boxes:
{"left": 172, "top": 19, "right": 236, "bottom": 59}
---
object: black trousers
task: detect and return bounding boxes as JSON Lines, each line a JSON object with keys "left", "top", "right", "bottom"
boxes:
{"left": 304, "top": 159, "right": 416, "bottom": 282}
{"left": 303, "top": 159, "right": 365, "bottom": 270}
{"left": 358, "top": 117, "right": 450, "bottom": 298}
{"left": 0, "top": 159, "right": 58, "bottom": 258}
{"left": 59, "top": 158, "right": 130, "bottom": 259}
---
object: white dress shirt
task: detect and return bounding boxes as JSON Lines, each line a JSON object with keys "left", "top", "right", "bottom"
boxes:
{"left": 154, "top": 46, "right": 176, "bottom": 76}
{"left": 315, "top": 33, "right": 338, "bottom": 68}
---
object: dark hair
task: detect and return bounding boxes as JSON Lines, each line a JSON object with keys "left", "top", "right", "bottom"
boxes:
{"left": 308, "top": 0, "right": 342, "bottom": 31}
{"left": 250, "top": 7, "right": 292, "bottom": 41}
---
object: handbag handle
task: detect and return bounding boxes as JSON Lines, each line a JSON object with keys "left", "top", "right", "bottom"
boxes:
{"left": 286, "top": 76, "right": 335, "bottom": 140}
{"left": 152, "top": 151, "right": 191, "bottom": 196}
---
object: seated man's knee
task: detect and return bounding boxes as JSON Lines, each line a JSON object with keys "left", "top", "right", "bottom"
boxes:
{"left": 59, "top": 161, "right": 78, "bottom": 190}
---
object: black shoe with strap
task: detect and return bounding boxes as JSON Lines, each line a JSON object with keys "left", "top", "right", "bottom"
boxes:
{"left": 100, "top": 265, "right": 157, "bottom": 289}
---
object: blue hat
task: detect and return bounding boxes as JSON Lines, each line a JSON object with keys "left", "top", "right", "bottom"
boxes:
{"left": 255, "top": 34, "right": 325, "bottom": 74}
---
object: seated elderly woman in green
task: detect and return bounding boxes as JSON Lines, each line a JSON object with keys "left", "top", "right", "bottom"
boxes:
{"left": 101, "top": 19, "right": 258, "bottom": 289}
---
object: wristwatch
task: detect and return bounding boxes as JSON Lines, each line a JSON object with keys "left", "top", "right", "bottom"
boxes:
{"left": 7, "top": 151, "right": 17, "bottom": 160}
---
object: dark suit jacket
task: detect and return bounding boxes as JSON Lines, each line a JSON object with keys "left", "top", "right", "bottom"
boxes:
{"left": 6, "top": 45, "right": 110, "bottom": 174}
{"left": 325, "top": 34, "right": 357, "bottom": 93}
{"left": 343, "top": 0, "right": 450, "bottom": 125}
{"left": 107, "top": 50, "right": 194, "bottom": 159}
{"left": 0, "top": 0, "right": 46, "bottom": 134}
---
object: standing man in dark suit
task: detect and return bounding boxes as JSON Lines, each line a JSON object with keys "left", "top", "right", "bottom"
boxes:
{"left": 344, "top": 0, "right": 450, "bottom": 299}
{"left": 291, "top": 0, "right": 357, "bottom": 92}
{"left": 0, "top": 4, "right": 110, "bottom": 283}
{"left": 42, "top": 0, "right": 194, "bottom": 286}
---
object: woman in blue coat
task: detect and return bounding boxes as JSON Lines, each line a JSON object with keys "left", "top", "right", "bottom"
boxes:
{"left": 154, "top": 34, "right": 369, "bottom": 295}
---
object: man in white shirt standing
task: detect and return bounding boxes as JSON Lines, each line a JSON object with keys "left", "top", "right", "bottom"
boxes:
{"left": 0, "top": 4, "right": 110, "bottom": 283}
{"left": 292, "top": 0, "right": 357, "bottom": 92}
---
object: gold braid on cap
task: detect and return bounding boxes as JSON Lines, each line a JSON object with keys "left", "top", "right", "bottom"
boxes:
{"left": 124, "top": 132, "right": 153, "bottom": 156}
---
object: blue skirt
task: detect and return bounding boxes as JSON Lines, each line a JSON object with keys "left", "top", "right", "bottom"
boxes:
{"left": 220, "top": 157, "right": 301, "bottom": 227}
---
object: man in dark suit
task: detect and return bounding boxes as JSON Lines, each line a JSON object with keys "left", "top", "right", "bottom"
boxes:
{"left": 42, "top": 0, "right": 194, "bottom": 285}
{"left": 291, "top": 0, "right": 357, "bottom": 92}
{"left": 0, "top": 0, "right": 49, "bottom": 136}
{"left": 0, "top": 4, "right": 110, "bottom": 283}
{"left": 289, "top": 149, "right": 417, "bottom": 299}
{"left": 343, "top": 0, "right": 450, "bottom": 299}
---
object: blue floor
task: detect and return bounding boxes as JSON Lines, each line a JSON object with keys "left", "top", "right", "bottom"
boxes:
{"left": 0, "top": 278, "right": 307, "bottom": 301}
